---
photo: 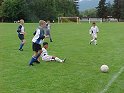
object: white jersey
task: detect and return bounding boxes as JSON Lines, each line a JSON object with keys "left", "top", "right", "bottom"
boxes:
{"left": 17, "top": 24, "right": 25, "bottom": 34}
{"left": 41, "top": 47, "right": 48, "bottom": 57}
{"left": 32, "top": 27, "right": 44, "bottom": 44}
{"left": 89, "top": 26, "right": 99, "bottom": 35}
{"left": 47, "top": 24, "right": 50, "bottom": 30}
{"left": 21, "top": 25, "right": 24, "bottom": 33}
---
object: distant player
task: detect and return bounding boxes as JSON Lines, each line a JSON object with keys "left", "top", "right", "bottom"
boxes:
{"left": 41, "top": 42, "right": 66, "bottom": 63}
{"left": 29, "top": 20, "right": 46, "bottom": 66}
{"left": 45, "top": 21, "right": 53, "bottom": 42}
{"left": 17, "top": 19, "right": 26, "bottom": 51}
{"left": 89, "top": 22, "right": 99, "bottom": 45}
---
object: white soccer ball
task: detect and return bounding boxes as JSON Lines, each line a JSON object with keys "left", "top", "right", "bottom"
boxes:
{"left": 100, "top": 65, "right": 109, "bottom": 73}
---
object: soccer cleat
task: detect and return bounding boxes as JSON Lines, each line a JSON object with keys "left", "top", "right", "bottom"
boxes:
{"left": 62, "top": 58, "right": 66, "bottom": 62}
{"left": 50, "top": 40, "right": 53, "bottom": 42}
{"left": 29, "top": 64, "right": 34, "bottom": 66}
{"left": 34, "top": 60, "right": 40, "bottom": 64}
{"left": 19, "top": 49, "right": 23, "bottom": 51}
{"left": 89, "top": 42, "right": 92, "bottom": 45}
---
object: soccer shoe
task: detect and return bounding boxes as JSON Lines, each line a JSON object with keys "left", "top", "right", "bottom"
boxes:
{"left": 62, "top": 58, "right": 66, "bottom": 62}
{"left": 89, "top": 42, "right": 92, "bottom": 45}
{"left": 50, "top": 40, "right": 53, "bottom": 42}
{"left": 19, "top": 49, "right": 23, "bottom": 51}
{"left": 29, "top": 64, "right": 34, "bottom": 66}
{"left": 34, "top": 60, "right": 40, "bottom": 64}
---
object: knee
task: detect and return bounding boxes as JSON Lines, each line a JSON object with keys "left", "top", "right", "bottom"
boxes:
{"left": 22, "top": 39, "right": 26, "bottom": 44}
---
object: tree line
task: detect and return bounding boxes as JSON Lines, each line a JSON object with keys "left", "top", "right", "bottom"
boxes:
{"left": 80, "top": 0, "right": 124, "bottom": 21}
{"left": 0, "top": 0, "right": 79, "bottom": 22}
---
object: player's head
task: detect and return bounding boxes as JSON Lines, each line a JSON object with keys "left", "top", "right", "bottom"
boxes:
{"left": 92, "top": 22, "right": 96, "bottom": 26}
{"left": 39, "top": 20, "right": 46, "bottom": 28}
{"left": 43, "top": 42, "right": 48, "bottom": 48}
{"left": 20, "top": 19, "right": 24, "bottom": 25}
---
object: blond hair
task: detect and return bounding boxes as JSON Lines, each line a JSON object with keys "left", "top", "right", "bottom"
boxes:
{"left": 20, "top": 19, "right": 24, "bottom": 24}
{"left": 39, "top": 20, "right": 46, "bottom": 26}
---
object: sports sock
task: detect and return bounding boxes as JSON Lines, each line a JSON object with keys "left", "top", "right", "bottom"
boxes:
{"left": 29, "top": 52, "right": 42, "bottom": 65}
{"left": 19, "top": 43, "right": 24, "bottom": 49}
{"left": 94, "top": 40, "right": 97, "bottom": 45}
{"left": 35, "top": 52, "right": 42, "bottom": 59}
{"left": 55, "top": 57, "right": 63, "bottom": 62}
{"left": 29, "top": 57, "right": 36, "bottom": 65}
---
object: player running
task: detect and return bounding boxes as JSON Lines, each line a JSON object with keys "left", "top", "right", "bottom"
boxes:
{"left": 89, "top": 22, "right": 99, "bottom": 45}
{"left": 29, "top": 20, "right": 46, "bottom": 66}
{"left": 41, "top": 42, "right": 66, "bottom": 63}
{"left": 17, "top": 19, "right": 26, "bottom": 51}
{"left": 45, "top": 21, "right": 53, "bottom": 42}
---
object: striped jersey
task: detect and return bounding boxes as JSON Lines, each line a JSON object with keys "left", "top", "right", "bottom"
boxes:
{"left": 32, "top": 26, "right": 45, "bottom": 44}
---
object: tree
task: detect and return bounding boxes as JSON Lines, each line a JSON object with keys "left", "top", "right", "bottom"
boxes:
{"left": 1, "top": 0, "right": 79, "bottom": 22}
{"left": 80, "top": 8, "right": 97, "bottom": 18}
{"left": 106, "top": 1, "right": 113, "bottom": 17}
{"left": 96, "top": 0, "right": 107, "bottom": 21}
{"left": 120, "top": 0, "right": 124, "bottom": 19}
{"left": 1, "top": 0, "right": 29, "bottom": 22}
{"left": 112, "top": 0, "right": 121, "bottom": 21}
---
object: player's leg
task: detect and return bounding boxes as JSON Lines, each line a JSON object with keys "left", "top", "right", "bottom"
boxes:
{"left": 90, "top": 34, "right": 94, "bottom": 44}
{"left": 42, "top": 55, "right": 65, "bottom": 62}
{"left": 42, "top": 55, "right": 54, "bottom": 61}
{"left": 94, "top": 35, "right": 97, "bottom": 45}
{"left": 53, "top": 56, "right": 66, "bottom": 62}
{"left": 48, "top": 30, "right": 53, "bottom": 42}
{"left": 29, "top": 43, "right": 42, "bottom": 66}
{"left": 18, "top": 34, "right": 25, "bottom": 51}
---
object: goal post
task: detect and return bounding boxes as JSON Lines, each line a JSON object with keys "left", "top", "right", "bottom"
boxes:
{"left": 88, "top": 18, "right": 102, "bottom": 23}
{"left": 58, "top": 17, "right": 80, "bottom": 24}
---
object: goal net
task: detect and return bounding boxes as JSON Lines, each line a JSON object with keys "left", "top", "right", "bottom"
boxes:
{"left": 88, "top": 18, "right": 102, "bottom": 23}
{"left": 58, "top": 17, "right": 80, "bottom": 24}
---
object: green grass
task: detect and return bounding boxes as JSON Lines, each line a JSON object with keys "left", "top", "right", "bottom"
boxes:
{"left": 0, "top": 22, "right": 124, "bottom": 93}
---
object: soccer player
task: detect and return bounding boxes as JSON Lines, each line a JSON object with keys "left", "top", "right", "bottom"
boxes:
{"left": 89, "top": 22, "right": 99, "bottom": 45}
{"left": 45, "top": 21, "right": 53, "bottom": 42}
{"left": 29, "top": 20, "right": 46, "bottom": 66}
{"left": 41, "top": 42, "right": 66, "bottom": 62}
{"left": 17, "top": 19, "right": 26, "bottom": 51}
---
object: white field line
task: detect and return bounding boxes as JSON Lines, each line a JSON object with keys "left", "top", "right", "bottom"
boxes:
{"left": 100, "top": 66, "right": 124, "bottom": 93}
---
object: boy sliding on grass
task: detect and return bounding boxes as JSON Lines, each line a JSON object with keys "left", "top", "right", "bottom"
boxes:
{"left": 41, "top": 42, "right": 66, "bottom": 63}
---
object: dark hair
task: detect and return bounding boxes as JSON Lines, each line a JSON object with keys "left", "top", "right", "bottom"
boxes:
{"left": 43, "top": 42, "right": 48, "bottom": 46}
{"left": 92, "top": 22, "right": 96, "bottom": 24}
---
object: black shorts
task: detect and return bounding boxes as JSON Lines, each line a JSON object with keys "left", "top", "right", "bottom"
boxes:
{"left": 18, "top": 34, "right": 24, "bottom": 40}
{"left": 32, "top": 42, "right": 42, "bottom": 52}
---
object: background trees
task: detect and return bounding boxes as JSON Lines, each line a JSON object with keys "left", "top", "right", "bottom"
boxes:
{"left": 0, "top": 0, "right": 79, "bottom": 22}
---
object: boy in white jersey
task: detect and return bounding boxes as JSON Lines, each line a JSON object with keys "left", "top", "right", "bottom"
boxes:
{"left": 89, "top": 22, "right": 99, "bottom": 45}
{"left": 41, "top": 42, "right": 66, "bottom": 62}
{"left": 17, "top": 19, "right": 26, "bottom": 51}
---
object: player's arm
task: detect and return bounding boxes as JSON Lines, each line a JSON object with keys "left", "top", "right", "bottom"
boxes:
{"left": 96, "top": 26, "right": 99, "bottom": 33}
{"left": 89, "top": 27, "right": 92, "bottom": 35}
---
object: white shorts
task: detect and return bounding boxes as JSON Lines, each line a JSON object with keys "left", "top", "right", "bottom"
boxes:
{"left": 91, "top": 34, "right": 97, "bottom": 39}
{"left": 42, "top": 55, "right": 53, "bottom": 61}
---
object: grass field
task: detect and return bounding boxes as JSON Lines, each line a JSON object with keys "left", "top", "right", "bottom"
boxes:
{"left": 0, "top": 22, "right": 124, "bottom": 93}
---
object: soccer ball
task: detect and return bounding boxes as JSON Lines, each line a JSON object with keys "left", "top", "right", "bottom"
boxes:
{"left": 100, "top": 65, "right": 109, "bottom": 73}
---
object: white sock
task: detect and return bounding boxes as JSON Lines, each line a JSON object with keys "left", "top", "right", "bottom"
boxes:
{"left": 55, "top": 57, "right": 63, "bottom": 62}
{"left": 94, "top": 40, "right": 97, "bottom": 45}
